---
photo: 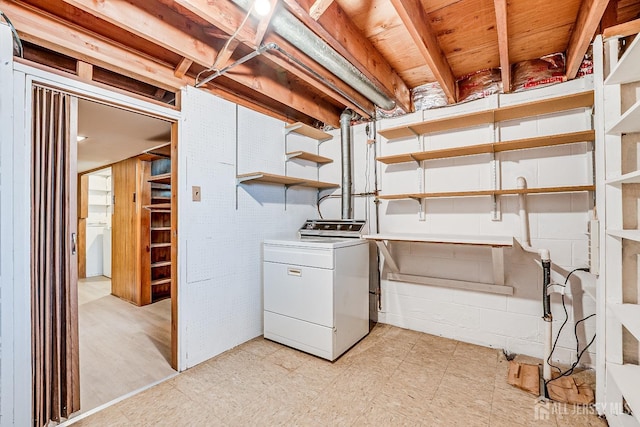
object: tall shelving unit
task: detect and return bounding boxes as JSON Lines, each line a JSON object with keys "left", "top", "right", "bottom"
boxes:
{"left": 596, "top": 31, "right": 640, "bottom": 426}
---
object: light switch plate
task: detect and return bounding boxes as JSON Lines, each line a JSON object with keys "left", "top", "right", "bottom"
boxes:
{"left": 192, "top": 186, "right": 201, "bottom": 202}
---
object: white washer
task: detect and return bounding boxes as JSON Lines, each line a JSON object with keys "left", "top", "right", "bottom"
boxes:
{"left": 263, "top": 221, "right": 369, "bottom": 361}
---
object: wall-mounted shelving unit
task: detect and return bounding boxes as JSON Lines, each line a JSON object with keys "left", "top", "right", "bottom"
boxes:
{"left": 236, "top": 122, "right": 338, "bottom": 198}
{"left": 378, "top": 91, "right": 594, "bottom": 140}
{"left": 596, "top": 31, "right": 640, "bottom": 427}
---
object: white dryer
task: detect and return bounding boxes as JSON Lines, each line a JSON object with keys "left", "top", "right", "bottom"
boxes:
{"left": 263, "top": 220, "right": 369, "bottom": 361}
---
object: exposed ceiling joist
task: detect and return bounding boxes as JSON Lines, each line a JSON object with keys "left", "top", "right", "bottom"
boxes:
{"left": 309, "top": 0, "right": 334, "bottom": 20}
{"left": 493, "top": 0, "right": 511, "bottom": 93}
{"left": 2, "top": 0, "right": 186, "bottom": 90}
{"left": 58, "top": 0, "right": 341, "bottom": 125}
{"left": 603, "top": 16, "right": 640, "bottom": 39}
{"left": 390, "top": 0, "right": 457, "bottom": 104}
{"left": 284, "top": 0, "right": 412, "bottom": 112}
{"left": 211, "top": 39, "right": 240, "bottom": 69}
{"left": 565, "top": 0, "right": 611, "bottom": 79}
{"left": 254, "top": 0, "right": 278, "bottom": 45}
{"left": 173, "top": 0, "right": 373, "bottom": 120}
{"left": 174, "top": 58, "right": 193, "bottom": 78}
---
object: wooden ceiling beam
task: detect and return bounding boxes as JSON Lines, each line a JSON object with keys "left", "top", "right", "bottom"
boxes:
{"left": 603, "top": 17, "right": 640, "bottom": 39}
{"left": 174, "top": 58, "right": 193, "bottom": 78}
{"left": 565, "top": 0, "right": 611, "bottom": 79}
{"left": 390, "top": 0, "right": 457, "bottom": 104}
{"left": 283, "top": 0, "right": 412, "bottom": 112}
{"left": 173, "top": 0, "right": 373, "bottom": 118}
{"left": 254, "top": 0, "right": 279, "bottom": 46}
{"left": 493, "top": 0, "right": 510, "bottom": 93}
{"left": 1, "top": 0, "right": 186, "bottom": 90}
{"left": 309, "top": 0, "right": 334, "bottom": 20}
{"left": 57, "top": 0, "right": 341, "bottom": 124}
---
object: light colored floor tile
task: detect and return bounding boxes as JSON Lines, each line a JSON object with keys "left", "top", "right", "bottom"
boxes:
{"left": 77, "top": 324, "right": 604, "bottom": 427}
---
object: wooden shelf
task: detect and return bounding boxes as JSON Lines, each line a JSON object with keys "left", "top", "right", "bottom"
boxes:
{"left": 285, "top": 122, "right": 332, "bottom": 141}
{"left": 151, "top": 277, "right": 172, "bottom": 286}
{"left": 151, "top": 261, "right": 172, "bottom": 268}
{"left": 605, "top": 33, "right": 640, "bottom": 85}
{"left": 286, "top": 151, "right": 333, "bottom": 164}
{"left": 143, "top": 203, "right": 171, "bottom": 211}
{"left": 378, "top": 91, "right": 594, "bottom": 140}
{"left": 147, "top": 173, "right": 171, "bottom": 184}
{"left": 606, "top": 170, "right": 640, "bottom": 185}
{"left": 150, "top": 242, "right": 171, "bottom": 248}
{"left": 607, "top": 99, "right": 640, "bottom": 135}
{"left": 236, "top": 172, "right": 339, "bottom": 189}
{"left": 611, "top": 303, "right": 640, "bottom": 341}
{"left": 377, "top": 130, "right": 595, "bottom": 164}
{"left": 151, "top": 226, "right": 171, "bottom": 231}
{"left": 377, "top": 185, "right": 594, "bottom": 200}
{"left": 607, "top": 229, "right": 640, "bottom": 242}
{"left": 607, "top": 363, "right": 640, "bottom": 425}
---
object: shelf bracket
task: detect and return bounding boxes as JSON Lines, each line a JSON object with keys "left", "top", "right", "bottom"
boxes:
{"left": 374, "top": 240, "right": 400, "bottom": 273}
{"left": 285, "top": 152, "right": 300, "bottom": 161}
{"left": 236, "top": 173, "right": 264, "bottom": 185}
{"left": 284, "top": 123, "right": 303, "bottom": 136}
{"left": 409, "top": 153, "right": 421, "bottom": 166}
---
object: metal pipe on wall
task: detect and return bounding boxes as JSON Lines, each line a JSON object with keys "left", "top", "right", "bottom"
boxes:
{"left": 229, "top": 0, "right": 396, "bottom": 110}
{"left": 340, "top": 109, "right": 353, "bottom": 219}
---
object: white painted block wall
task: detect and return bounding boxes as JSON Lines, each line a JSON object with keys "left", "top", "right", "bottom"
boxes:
{"left": 374, "top": 78, "right": 597, "bottom": 366}
{"left": 178, "top": 86, "right": 318, "bottom": 369}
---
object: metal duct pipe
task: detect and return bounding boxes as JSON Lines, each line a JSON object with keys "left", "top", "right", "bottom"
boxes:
{"left": 230, "top": 0, "right": 396, "bottom": 110}
{"left": 340, "top": 109, "right": 353, "bottom": 219}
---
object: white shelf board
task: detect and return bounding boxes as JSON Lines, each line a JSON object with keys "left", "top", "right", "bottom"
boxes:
{"left": 608, "top": 363, "right": 640, "bottom": 425}
{"left": 608, "top": 99, "right": 640, "bottom": 135}
{"left": 611, "top": 303, "right": 640, "bottom": 341}
{"left": 606, "top": 170, "right": 640, "bottom": 185}
{"left": 363, "top": 233, "right": 513, "bottom": 247}
{"left": 607, "top": 229, "right": 640, "bottom": 242}
{"left": 605, "top": 34, "right": 640, "bottom": 85}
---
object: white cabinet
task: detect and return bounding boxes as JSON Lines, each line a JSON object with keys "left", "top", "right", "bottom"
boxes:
{"left": 596, "top": 32, "right": 640, "bottom": 426}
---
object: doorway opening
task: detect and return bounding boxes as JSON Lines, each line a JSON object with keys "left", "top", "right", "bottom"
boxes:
{"left": 74, "top": 98, "right": 177, "bottom": 414}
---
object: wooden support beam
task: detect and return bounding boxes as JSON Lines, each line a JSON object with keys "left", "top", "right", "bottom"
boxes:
{"left": 1, "top": 0, "right": 186, "bottom": 90}
{"left": 174, "top": 0, "right": 372, "bottom": 119}
{"left": 566, "top": 0, "right": 611, "bottom": 79}
{"left": 390, "top": 0, "right": 457, "bottom": 104}
{"left": 154, "top": 88, "right": 167, "bottom": 100}
{"left": 284, "top": 0, "right": 412, "bottom": 112}
{"left": 309, "top": 0, "right": 334, "bottom": 20}
{"left": 76, "top": 60, "right": 93, "bottom": 81}
{"left": 57, "top": 0, "right": 341, "bottom": 125}
{"left": 603, "top": 17, "right": 640, "bottom": 39}
{"left": 254, "top": 0, "right": 278, "bottom": 46}
{"left": 174, "top": 58, "right": 193, "bottom": 78}
{"left": 493, "top": 0, "right": 510, "bottom": 93}
{"left": 211, "top": 39, "right": 240, "bottom": 70}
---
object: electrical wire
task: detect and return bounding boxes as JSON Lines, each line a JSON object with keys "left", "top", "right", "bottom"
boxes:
{"left": 0, "top": 10, "right": 23, "bottom": 57}
{"left": 316, "top": 192, "right": 376, "bottom": 219}
{"left": 195, "top": 0, "right": 256, "bottom": 86}
{"left": 545, "top": 267, "right": 596, "bottom": 386}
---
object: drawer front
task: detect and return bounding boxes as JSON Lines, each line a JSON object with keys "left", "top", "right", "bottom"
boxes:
{"left": 264, "top": 244, "right": 334, "bottom": 269}
{"left": 264, "top": 261, "right": 333, "bottom": 327}
{"left": 264, "top": 311, "right": 334, "bottom": 360}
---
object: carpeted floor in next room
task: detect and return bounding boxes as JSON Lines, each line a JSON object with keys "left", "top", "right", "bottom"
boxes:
{"left": 73, "top": 323, "right": 605, "bottom": 426}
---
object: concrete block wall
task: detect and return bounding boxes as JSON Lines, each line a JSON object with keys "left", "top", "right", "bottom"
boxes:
{"left": 366, "top": 78, "right": 596, "bottom": 366}
{"left": 178, "top": 87, "right": 317, "bottom": 369}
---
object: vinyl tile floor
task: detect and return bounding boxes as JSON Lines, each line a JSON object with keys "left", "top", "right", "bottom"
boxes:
{"left": 72, "top": 324, "right": 606, "bottom": 426}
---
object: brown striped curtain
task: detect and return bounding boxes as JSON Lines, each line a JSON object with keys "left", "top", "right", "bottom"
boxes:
{"left": 31, "top": 86, "right": 80, "bottom": 426}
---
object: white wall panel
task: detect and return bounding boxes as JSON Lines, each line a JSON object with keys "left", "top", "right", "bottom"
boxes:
{"left": 178, "top": 87, "right": 318, "bottom": 369}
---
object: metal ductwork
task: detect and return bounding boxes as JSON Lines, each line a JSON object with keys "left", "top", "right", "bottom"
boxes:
{"left": 340, "top": 109, "right": 353, "bottom": 219}
{"left": 230, "top": 0, "right": 396, "bottom": 110}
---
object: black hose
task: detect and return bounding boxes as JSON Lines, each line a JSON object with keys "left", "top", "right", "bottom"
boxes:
{"left": 542, "top": 259, "right": 552, "bottom": 320}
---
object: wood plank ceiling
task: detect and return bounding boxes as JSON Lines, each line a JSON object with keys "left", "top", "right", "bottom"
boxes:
{"left": 2, "top": 0, "right": 639, "bottom": 127}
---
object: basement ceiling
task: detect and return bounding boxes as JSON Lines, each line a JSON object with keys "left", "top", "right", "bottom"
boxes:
{"left": 2, "top": 0, "right": 640, "bottom": 127}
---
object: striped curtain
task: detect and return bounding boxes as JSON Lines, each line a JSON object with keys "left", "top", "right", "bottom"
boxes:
{"left": 31, "top": 86, "right": 80, "bottom": 426}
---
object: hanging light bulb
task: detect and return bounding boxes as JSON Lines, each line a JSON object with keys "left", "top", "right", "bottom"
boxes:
{"left": 254, "top": 0, "right": 271, "bottom": 17}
